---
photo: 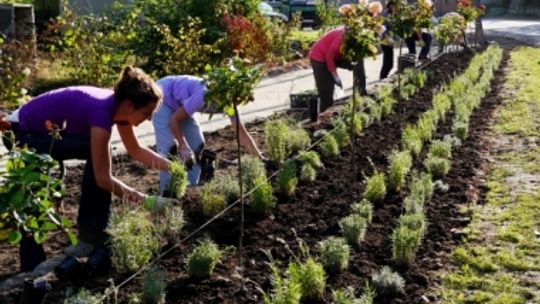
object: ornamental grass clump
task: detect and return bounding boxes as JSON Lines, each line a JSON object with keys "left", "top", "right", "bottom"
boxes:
{"left": 319, "top": 133, "right": 340, "bottom": 157}
{"left": 332, "top": 284, "right": 375, "bottom": 304}
{"left": 416, "top": 114, "right": 436, "bottom": 142}
{"left": 452, "top": 121, "right": 469, "bottom": 141}
{"left": 392, "top": 223, "right": 423, "bottom": 267}
{"left": 339, "top": 214, "right": 369, "bottom": 247}
{"left": 278, "top": 160, "right": 298, "bottom": 196}
{"left": 363, "top": 171, "right": 387, "bottom": 203}
{"left": 143, "top": 266, "right": 166, "bottom": 304}
{"left": 292, "top": 258, "right": 326, "bottom": 300}
{"left": 371, "top": 266, "right": 405, "bottom": 298}
{"left": 300, "top": 163, "right": 317, "bottom": 183}
{"left": 319, "top": 237, "right": 350, "bottom": 274}
{"left": 399, "top": 212, "right": 426, "bottom": 235}
{"left": 288, "top": 128, "right": 311, "bottom": 154}
{"left": 167, "top": 160, "right": 188, "bottom": 198}
{"left": 429, "top": 139, "right": 452, "bottom": 159}
{"left": 332, "top": 118, "right": 350, "bottom": 148}
{"left": 156, "top": 205, "right": 185, "bottom": 242}
{"left": 241, "top": 155, "right": 267, "bottom": 189}
{"left": 298, "top": 151, "right": 322, "bottom": 168}
{"left": 265, "top": 119, "right": 289, "bottom": 164}
{"left": 108, "top": 210, "right": 160, "bottom": 273}
{"left": 262, "top": 262, "right": 302, "bottom": 304}
{"left": 377, "top": 85, "right": 396, "bottom": 115}
{"left": 187, "top": 238, "right": 222, "bottom": 278}
{"left": 410, "top": 171, "right": 433, "bottom": 203}
{"left": 388, "top": 150, "right": 413, "bottom": 191}
{"left": 251, "top": 176, "right": 277, "bottom": 215}
{"left": 352, "top": 199, "right": 373, "bottom": 223}
{"left": 424, "top": 155, "right": 450, "bottom": 178}
{"left": 401, "top": 125, "right": 422, "bottom": 156}
{"left": 214, "top": 173, "right": 240, "bottom": 202}
{"left": 64, "top": 288, "right": 103, "bottom": 304}
{"left": 200, "top": 182, "right": 227, "bottom": 216}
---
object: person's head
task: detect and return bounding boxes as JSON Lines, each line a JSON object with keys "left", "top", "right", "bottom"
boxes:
{"left": 113, "top": 66, "right": 162, "bottom": 126}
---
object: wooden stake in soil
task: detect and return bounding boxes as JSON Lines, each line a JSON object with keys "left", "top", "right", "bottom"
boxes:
{"left": 233, "top": 100, "right": 246, "bottom": 292}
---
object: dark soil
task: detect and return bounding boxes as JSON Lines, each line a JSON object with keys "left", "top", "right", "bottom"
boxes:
{"left": 0, "top": 50, "right": 509, "bottom": 303}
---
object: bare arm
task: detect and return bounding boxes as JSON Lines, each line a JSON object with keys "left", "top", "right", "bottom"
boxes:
{"left": 90, "top": 127, "right": 146, "bottom": 204}
{"left": 117, "top": 124, "right": 171, "bottom": 171}
{"left": 170, "top": 106, "right": 190, "bottom": 150}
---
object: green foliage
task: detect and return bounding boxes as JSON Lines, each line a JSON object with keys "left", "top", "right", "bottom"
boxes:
{"left": 333, "top": 285, "right": 375, "bottom": 304}
{"left": 63, "top": 288, "right": 103, "bottom": 304}
{"left": 377, "top": 85, "right": 397, "bottom": 116}
{"left": 262, "top": 262, "right": 302, "bottom": 304}
{"left": 288, "top": 128, "right": 311, "bottom": 154}
{"left": 332, "top": 118, "right": 350, "bottom": 148}
{"left": 453, "top": 121, "right": 469, "bottom": 141}
{"left": 187, "top": 238, "right": 222, "bottom": 278}
{"left": 363, "top": 171, "right": 387, "bottom": 203}
{"left": 298, "top": 151, "right": 323, "bottom": 169}
{"left": 108, "top": 210, "right": 160, "bottom": 273}
{"left": 294, "top": 258, "right": 326, "bottom": 300}
{"left": 352, "top": 199, "right": 373, "bottom": 223}
{"left": 143, "top": 266, "right": 166, "bottom": 304}
{"left": 0, "top": 145, "right": 74, "bottom": 246}
{"left": 429, "top": 140, "right": 452, "bottom": 159}
{"left": 251, "top": 176, "right": 277, "bottom": 215}
{"left": 167, "top": 160, "right": 188, "bottom": 199}
{"left": 278, "top": 161, "right": 298, "bottom": 196}
{"left": 435, "top": 13, "right": 465, "bottom": 46}
{"left": 200, "top": 182, "right": 227, "bottom": 216}
{"left": 319, "top": 134, "right": 340, "bottom": 158}
{"left": 241, "top": 155, "right": 267, "bottom": 190}
{"left": 213, "top": 173, "right": 241, "bottom": 202}
{"left": 339, "top": 214, "right": 369, "bottom": 247}
{"left": 389, "top": 0, "right": 433, "bottom": 39}
{"left": 156, "top": 205, "right": 185, "bottom": 242}
{"left": 424, "top": 155, "right": 451, "bottom": 178}
{"left": 340, "top": 3, "right": 383, "bottom": 61}
{"left": 0, "top": 37, "right": 32, "bottom": 109}
{"left": 388, "top": 150, "right": 413, "bottom": 191}
{"left": 319, "top": 237, "right": 350, "bottom": 274}
{"left": 371, "top": 266, "right": 405, "bottom": 298}
{"left": 300, "top": 164, "right": 317, "bottom": 183}
{"left": 316, "top": 0, "right": 341, "bottom": 32}
{"left": 392, "top": 223, "right": 422, "bottom": 267}
{"left": 265, "top": 119, "right": 289, "bottom": 165}
{"left": 409, "top": 171, "right": 433, "bottom": 204}
{"left": 203, "top": 57, "right": 262, "bottom": 118}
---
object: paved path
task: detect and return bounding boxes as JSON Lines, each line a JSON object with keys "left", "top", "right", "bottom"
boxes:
{"left": 482, "top": 16, "right": 540, "bottom": 46}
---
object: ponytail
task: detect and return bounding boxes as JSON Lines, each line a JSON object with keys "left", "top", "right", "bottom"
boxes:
{"left": 114, "top": 66, "right": 162, "bottom": 109}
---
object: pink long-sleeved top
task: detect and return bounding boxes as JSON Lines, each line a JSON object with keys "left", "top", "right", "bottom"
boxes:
{"left": 308, "top": 27, "right": 345, "bottom": 75}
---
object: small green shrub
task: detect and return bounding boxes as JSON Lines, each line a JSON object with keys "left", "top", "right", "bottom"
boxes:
{"left": 294, "top": 258, "right": 326, "bottom": 300}
{"left": 391, "top": 224, "right": 422, "bottom": 266}
{"left": 401, "top": 126, "right": 423, "bottom": 156}
{"left": 288, "top": 129, "right": 311, "bottom": 154}
{"left": 424, "top": 155, "right": 451, "bottom": 178}
{"left": 241, "top": 155, "right": 267, "bottom": 190}
{"left": 409, "top": 171, "right": 433, "bottom": 203}
{"left": 452, "top": 121, "right": 469, "bottom": 140}
{"left": 298, "top": 151, "right": 322, "bottom": 168}
{"left": 319, "top": 134, "right": 340, "bottom": 158}
{"left": 108, "top": 210, "right": 160, "bottom": 273}
{"left": 388, "top": 150, "right": 413, "bottom": 191}
{"left": 369, "top": 103, "right": 383, "bottom": 123}
{"left": 403, "top": 196, "right": 424, "bottom": 214}
{"left": 63, "top": 288, "right": 103, "bottom": 304}
{"left": 200, "top": 182, "right": 227, "bottom": 216}
{"left": 157, "top": 205, "right": 185, "bottom": 242}
{"left": 332, "top": 284, "right": 375, "bottom": 304}
{"left": 371, "top": 266, "right": 405, "bottom": 298}
{"left": 214, "top": 173, "right": 240, "bottom": 202}
{"left": 363, "top": 171, "right": 387, "bottom": 203}
{"left": 262, "top": 262, "right": 302, "bottom": 304}
{"left": 265, "top": 119, "right": 289, "bottom": 164}
{"left": 251, "top": 176, "right": 277, "bottom": 215}
{"left": 429, "top": 140, "right": 452, "bottom": 159}
{"left": 352, "top": 199, "right": 373, "bottom": 223}
{"left": 187, "top": 238, "right": 222, "bottom": 278}
{"left": 300, "top": 163, "right": 317, "bottom": 183}
{"left": 143, "top": 266, "right": 166, "bottom": 304}
{"left": 398, "top": 213, "right": 426, "bottom": 235}
{"left": 416, "top": 114, "right": 436, "bottom": 142}
{"left": 332, "top": 118, "right": 350, "bottom": 148}
{"left": 319, "top": 237, "right": 350, "bottom": 274}
{"left": 167, "top": 160, "right": 188, "bottom": 198}
{"left": 278, "top": 160, "right": 298, "bottom": 196}
{"left": 339, "top": 214, "right": 368, "bottom": 247}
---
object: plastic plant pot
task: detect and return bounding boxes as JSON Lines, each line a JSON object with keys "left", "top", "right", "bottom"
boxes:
{"left": 55, "top": 255, "right": 82, "bottom": 278}
{"left": 20, "top": 277, "right": 51, "bottom": 304}
{"left": 19, "top": 234, "right": 46, "bottom": 272}
{"left": 308, "top": 97, "right": 320, "bottom": 122}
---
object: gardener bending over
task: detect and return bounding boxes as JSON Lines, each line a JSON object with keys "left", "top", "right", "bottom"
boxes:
{"left": 0, "top": 66, "right": 173, "bottom": 271}
{"left": 153, "top": 75, "right": 263, "bottom": 192}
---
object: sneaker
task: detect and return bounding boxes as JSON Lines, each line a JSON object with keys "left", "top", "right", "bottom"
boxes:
{"left": 63, "top": 241, "right": 93, "bottom": 258}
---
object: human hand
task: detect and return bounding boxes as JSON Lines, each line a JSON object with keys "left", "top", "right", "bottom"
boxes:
{"left": 332, "top": 74, "right": 343, "bottom": 88}
{"left": 144, "top": 195, "right": 172, "bottom": 213}
{"left": 178, "top": 145, "right": 195, "bottom": 168}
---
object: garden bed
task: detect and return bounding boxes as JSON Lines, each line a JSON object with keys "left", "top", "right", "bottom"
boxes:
{"left": 0, "top": 50, "right": 509, "bottom": 303}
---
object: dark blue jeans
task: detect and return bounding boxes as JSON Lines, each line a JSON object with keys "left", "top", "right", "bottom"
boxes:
{"left": 4, "top": 124, "right": 112, "bottom": 233}
{"left": 405, "top": 32, "right": 432, "bottom": 59}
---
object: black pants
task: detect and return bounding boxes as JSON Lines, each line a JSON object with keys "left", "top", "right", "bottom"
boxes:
{"left": 4, "top": 125, "right": 112, "bottom": 238}
{"left": 311, "top": 58, "right": 366, "bottom": 113}
{"left": 380, "top": 45, "right": 394, "bottom": 79}
{"left": 405, "top": 32, "right": 432, "bottom": 59}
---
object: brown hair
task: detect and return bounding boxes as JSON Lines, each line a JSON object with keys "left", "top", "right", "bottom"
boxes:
{"left": 114, "top": 66, "right": 162, "bottom": 109}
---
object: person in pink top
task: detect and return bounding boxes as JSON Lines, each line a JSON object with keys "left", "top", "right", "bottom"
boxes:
{"left": 309, "top": 27, "right": 367, "bottom": 112}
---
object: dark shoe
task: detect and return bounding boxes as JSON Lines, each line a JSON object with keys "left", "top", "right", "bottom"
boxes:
{"left": 20, "top": 277, "right": 51, "bottom": 304}
{"left": 55, "top": 255, "right": 82, "bottom": 278}
{"left": 83, "top": 246, "right": 111, "bottom": 277}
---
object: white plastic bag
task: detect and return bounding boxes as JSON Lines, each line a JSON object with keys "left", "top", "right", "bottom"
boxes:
{"left": 333, "top": 85, "right": 344, "bottom": 100}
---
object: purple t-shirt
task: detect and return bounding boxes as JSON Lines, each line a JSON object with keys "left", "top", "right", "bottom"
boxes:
{"left": 157, "top": 75, "right": 208, "bottom": 116}
{"left": 19, "top": 86, "right": 116, "bottom": 137}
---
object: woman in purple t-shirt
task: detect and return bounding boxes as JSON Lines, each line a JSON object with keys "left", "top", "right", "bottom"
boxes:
{"left": 0, "top": 67, "right": 172, "bottom": 271}
{"left": 153, "top": 75, "right": 263, "bottom": 192}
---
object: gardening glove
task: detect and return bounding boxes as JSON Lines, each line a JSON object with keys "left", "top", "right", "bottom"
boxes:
{"left": 332, "top": 74, "right": 343, "bottom": 89}
{"left": 144, "top": 195, "right": 172, "bottom": 213}
{"left": 178, "top": 145, "right": 195, "bottom": 169}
